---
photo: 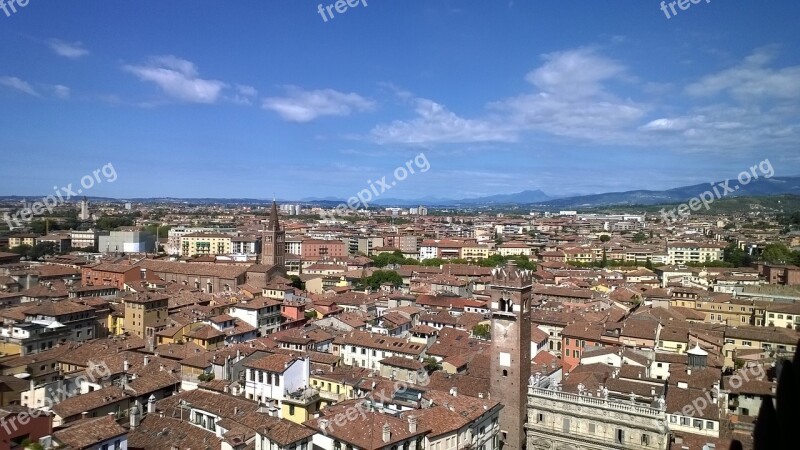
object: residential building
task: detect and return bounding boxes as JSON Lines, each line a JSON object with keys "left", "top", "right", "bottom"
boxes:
{"left": 123, "top": 292, "right": 168, "bottom": 345}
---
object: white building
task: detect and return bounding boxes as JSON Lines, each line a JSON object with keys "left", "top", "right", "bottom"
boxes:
{"left": 243, "top": 354, "right": 310, "bottom": 411}
{"left": 227, "top": 297, "right": 283, "bottom": 335}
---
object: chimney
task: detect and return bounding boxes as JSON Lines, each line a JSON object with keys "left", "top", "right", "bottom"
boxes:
{"left": 144, "top": 355, "right": 149, "bottom": 366}
{"left": 319, "top": 419, "right": 329, "bottom": 434}
{"left": 382, "top": 423, "right": 391, "bottom": 443}
{"left": 450, "top": 387, "right": 457, "bottom": 397}
{"left": 159, "top": 364, "right": 165, "bottom": 372}
{"left": 124, "top": 359, "right": 129, "bottom": 372}
{"left": 650, "top": 387, "right": 655, "bottom": 396}
{"left": 148, "top": 394, "right": 156, "bottom": 414}
{"left": 408, "top": 416, "right": 417, "bottom": 433}
{"left": 687, "top": 368, "right": 692, "bottom": 375}
{"left": 130, "top": 403, "right": 141, "bottom": 429}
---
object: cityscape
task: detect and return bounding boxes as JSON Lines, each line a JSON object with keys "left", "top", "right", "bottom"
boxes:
{"left": 2, "top": 1, "right": 800, "bottom": 450}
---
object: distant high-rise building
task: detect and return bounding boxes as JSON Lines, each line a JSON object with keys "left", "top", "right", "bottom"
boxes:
{"left": 261, "top": 200, "right": 286, "bottom": 268}
{"left": 79, "top": 197, "right": 90, "bottom": 220}
{"left": 489, "top": 262, "right": 532, "bottom": 450}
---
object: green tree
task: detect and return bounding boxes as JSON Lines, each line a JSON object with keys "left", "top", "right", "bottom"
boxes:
{"left": 599, "top": 235, "right": 611, "bottom": 243}
{"left": 423, "top": 356, "right": 442, "bottom": 372}
{"left": 761, "top": 243, "right": 796, "bottom": 265}
{"left": 360, "top": 270, "right": 403, "bottom": 290}
{"left": 632, "top": 232, "right": 647, "bottom": 243}
{"left": 289, "top": 275, "right": 305, "bottom": 290}
{"left": 9, "top": 244, "right": 32, "bottom": 255}
{"left": 472, "top": 323, "right": 490, "bottom": 339}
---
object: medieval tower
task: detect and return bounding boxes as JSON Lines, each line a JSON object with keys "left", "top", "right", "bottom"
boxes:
{"left": 261, "top": 200, "right": 286, "bottom": 268}
{"left": 489, "top": 261, "right": 532, "bottom": 450}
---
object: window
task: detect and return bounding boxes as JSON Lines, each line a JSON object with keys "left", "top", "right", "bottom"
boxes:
{"left": 289, "top": 404, "right": 295, "bottom": 415}
{"left": 616, "top": 429, "right": 625, "bottom": 444}
{"left": 565, "top": 338, "right": 570, "bottom": 345}
{"left": 502, "top": 370, "right": 507, "bottom": 377}
{"left": 706, "top": 421, "right": 714, "bottom": 430}
{"left": 693, "top": 419, "right": 703, "bottom": 429}
{"left": 275, "top": 375, "right": 280, "bottom": 386}
{"left": 588, "top": 423, "right": 595, "bottom": 434}
{"left": 536, "top": 413, "right": 544, "bottom": 423}
{"left": 670, "top": 416, "right": 677, "bottom": 423}
{"left": 641, "top": 434, "right": 649, "bottom": 446}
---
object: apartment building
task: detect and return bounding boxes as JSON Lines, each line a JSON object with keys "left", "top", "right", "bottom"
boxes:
{"left": 227, "top": 297, "right": 283, "bottom": 335}
{"left": 180, "top": 232, "right": 233, "bottom": 256}
{"left": 333, "top": 331, "right": 426, "bottom": 371}
{"left": 123, "top": 292, "right": 168, "bottom": 342}
{"left": 666, "top": 242, "right": 725, "bottom": 265}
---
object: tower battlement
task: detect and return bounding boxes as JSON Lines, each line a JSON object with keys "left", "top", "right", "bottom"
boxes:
{"left": 490, "top": 262, "right": 533, "bottom": 287}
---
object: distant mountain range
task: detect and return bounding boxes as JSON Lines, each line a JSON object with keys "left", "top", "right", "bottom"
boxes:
{"left": 3, "top": 176, "right": 799, "bottom": 209}
{"left": 304, "top": 176, "right": 800, "bottom": 208}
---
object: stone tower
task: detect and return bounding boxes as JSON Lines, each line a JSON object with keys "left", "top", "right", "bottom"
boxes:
{"left": 261, "top": 200, "right": 285, "bottom": 268}
{"left": 489, "top": 262, "right": 532, "bottom": 450}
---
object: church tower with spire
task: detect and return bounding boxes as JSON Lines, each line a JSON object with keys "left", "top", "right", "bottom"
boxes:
{"left": 261, "top": 200, "right": 285, "bottom": 268}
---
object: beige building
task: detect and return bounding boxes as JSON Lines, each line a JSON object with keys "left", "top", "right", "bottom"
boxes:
{"left": 764, "top": 302, "right": 800, "bottom": 329}
{"left": 666, "top": 242, "right": 725, "bottom": 265}
{"left": 180, "top": 232, "right": 233, "bottom": 256}
{"left": 123, "top": 292, "right": 168, "bottom": 345}
{"left": 461, "top": 244, "right": 493, "bottom": 260}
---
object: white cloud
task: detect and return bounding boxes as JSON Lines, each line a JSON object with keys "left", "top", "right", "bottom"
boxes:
{"left": 371, "top": 98, "right": 516, "bottom": 144}
{"left": 47, "top": 39, "right": 90, "bottom": 59}
{"left": 371, "top": 48, "right": 645, "bottom": 145}
{"left": 262, "top": 86, "right": 374, "bottom": 122}
{"left": 124, "top": 56, "right": 227, "bottom": 104}
{"left": 52, "top": 84, "right": 71, "bottom": 99}
{"left": 686, "top": 47, "right": 800, "bottom": 101}
{"left": 0, "top": 76, "right": 39, "bottom": 96}
{"left": 229, "top": 84, "right": 258, "bottom": 105}
{"left": 525, "top": 48, "right": 626, "bottom": 99}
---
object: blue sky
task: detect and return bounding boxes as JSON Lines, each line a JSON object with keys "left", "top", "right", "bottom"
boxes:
{"left": 1, "top": 0, "right": 799, "bottom": 200}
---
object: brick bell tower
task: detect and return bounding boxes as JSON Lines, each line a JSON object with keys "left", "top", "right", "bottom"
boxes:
{"left": 261, "top": 200, "right": 285, "bottom": 268}
{"left": 489, "top": 261, "right": 532, "bottom": 450}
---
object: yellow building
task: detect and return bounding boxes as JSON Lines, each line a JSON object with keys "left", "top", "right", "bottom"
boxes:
{"left": 461, "top": 244, "right": 492, "bottom": 260}
{"left": 180, "top": 232, "right": 233, "bottom": 256}
{"left": 281, "top": 392, "right": 321, "bottom": 424}
{"left": 123, "top": 293, "right": 168, "bottom": 340}
{"left": 108, "top": 309, "right": 125, "bottom": 335}
{"left": 496, "top": 242, "right": 532, "bottom": 257}
{"left": 8, "top": 234, "right": 37, "bottom": 248}
{"left": 310, "top": 371, "right": 357, "bottom": 409}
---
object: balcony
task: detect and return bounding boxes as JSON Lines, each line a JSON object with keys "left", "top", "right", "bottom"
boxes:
{"left": 284, "top": 387, "right": 320, "bottom": 406}
{"left": 528, "top": 386, "right": 664, "bottom": 417}
{"left": 319, "top": 390, "right": 346, "bottom": 402}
